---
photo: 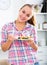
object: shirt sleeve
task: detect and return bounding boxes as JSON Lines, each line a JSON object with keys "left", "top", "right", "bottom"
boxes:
{"left": 31, "top": 26, "right": 38, "bottom": 44}
{"left": 1, "top": 24, "right": 8, "bottom": 45}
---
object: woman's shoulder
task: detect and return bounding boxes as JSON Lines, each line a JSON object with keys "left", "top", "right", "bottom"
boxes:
{"left": 27, "top": 23, "right": 35, "bottom": 28}
{"left": 27, "top": 23, "right": 37, "bottom": 31}
{"left": 2, "top": 22, "right": 14, "bottom": 30}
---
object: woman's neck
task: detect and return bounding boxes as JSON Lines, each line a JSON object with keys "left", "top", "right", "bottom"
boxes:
{"left": 15, "top": 20, "right": 26, "bottom": 31}
{"left": 16, "top": 21, "right": 25, "bottom": 25}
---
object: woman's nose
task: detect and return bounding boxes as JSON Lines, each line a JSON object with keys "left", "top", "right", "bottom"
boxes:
{"left": 22, "top": 14, "right": 27, "bottom": 18}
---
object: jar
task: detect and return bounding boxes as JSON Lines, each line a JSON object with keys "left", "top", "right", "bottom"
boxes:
{"left": 42, "top": 21, "right": 47, "bottom": 30}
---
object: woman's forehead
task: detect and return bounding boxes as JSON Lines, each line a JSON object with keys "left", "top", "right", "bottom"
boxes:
{"left": 20, "top": 6, "right": 33, "bottom": 14}
{"left": 21, "top": 6, "right": 31, "bottom": 10}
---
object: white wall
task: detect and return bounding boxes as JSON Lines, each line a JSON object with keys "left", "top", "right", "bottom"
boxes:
{"left": 25, "top": 0, "right": 43, "bottom": 4}
{"left": 0, "top": 0, "right": 14, "bottom": 41}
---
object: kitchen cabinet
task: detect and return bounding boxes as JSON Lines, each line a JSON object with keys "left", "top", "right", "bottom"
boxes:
{"left": 36, "top": 13, "right": 47, "bottom": 65}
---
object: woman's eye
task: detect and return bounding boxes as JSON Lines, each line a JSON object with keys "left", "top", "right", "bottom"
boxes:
{"left": 27, "top": 14, "right": 30, "bottom": 17}
{"left": 22, "top": 11, "right": 25, "bottom": 13}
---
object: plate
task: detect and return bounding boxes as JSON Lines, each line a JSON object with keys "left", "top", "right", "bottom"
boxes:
{"left": 16, "top": 36, "right": 33, "bottom": 40}
{"left": 17, "top": 38, "right": 31, "bottom": 40}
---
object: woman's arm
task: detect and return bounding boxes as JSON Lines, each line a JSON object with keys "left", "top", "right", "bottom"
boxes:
{"left": 1, "top": 39, "right": 12, "bottom": 52}
{"left": 1, "top": 34, "right": 15, "bottom": 52}
{"left": 28, "top": 39, "right": 38, "bottom": 51}
{"left": 28, "top": 26, "right": 38, "bottom": 51}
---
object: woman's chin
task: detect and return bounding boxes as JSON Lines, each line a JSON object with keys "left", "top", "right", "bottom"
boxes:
{"left": 18, "top": 18, "right": 26, "bottom": 23}
{"left": 19, "top": 20, "right": 25, "bottom": 23}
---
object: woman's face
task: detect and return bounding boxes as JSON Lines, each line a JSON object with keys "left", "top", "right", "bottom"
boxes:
{"left": 17, "top": 6, "right": 33, "bottom": 23}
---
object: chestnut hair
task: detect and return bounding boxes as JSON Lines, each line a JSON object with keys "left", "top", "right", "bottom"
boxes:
{"left": 20, "top": 4, "right": 36, "bottom": 26}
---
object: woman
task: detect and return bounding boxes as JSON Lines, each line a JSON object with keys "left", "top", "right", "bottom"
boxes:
{"left": 1, "top": 4, "right": 39, "bottom": 65}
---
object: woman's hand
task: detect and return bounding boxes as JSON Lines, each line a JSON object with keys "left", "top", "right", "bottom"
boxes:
{"left": 27, "top": 38, "right": 34, "bottom": 45}
{"left": 27, "top": 38, "right": 38, "bottom": 51}
{"left": 7, "top": 34, "right": 15, "bottom": 43}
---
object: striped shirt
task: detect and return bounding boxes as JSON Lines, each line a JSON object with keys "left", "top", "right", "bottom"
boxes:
{"left": 1, "top": 22, "right": 38, "bottom": 65}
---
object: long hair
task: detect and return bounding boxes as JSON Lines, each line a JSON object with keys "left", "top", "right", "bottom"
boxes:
{"left": 28, "top": 15, "right": 36, "bottom": 26}
{"left": 20, "top": 4, "right": 36, "bottom": 26}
